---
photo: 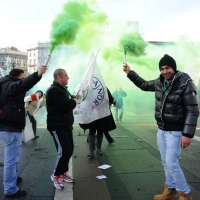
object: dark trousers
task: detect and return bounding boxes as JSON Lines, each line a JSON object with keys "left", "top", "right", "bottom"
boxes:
{"left": 104, "top": 132, "right": 114, "bottom": 143}
{"left": 88, "top": 120, "right": 103, "bottom": 136}
{"left": 28, "top": 113, "right": 37, "bottom": 136}
{"left": 49, "top": 130, "right": 74, "bottom": 176}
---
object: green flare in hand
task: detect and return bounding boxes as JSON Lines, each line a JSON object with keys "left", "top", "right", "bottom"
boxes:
{"left": 119, "top": 32, "right": 147, "bottom": 56}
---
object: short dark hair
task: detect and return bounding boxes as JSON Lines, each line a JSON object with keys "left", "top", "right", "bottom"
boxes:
{"left": 9, "top": 68, "right": 24, "bottom": 77}
{"left": 35, "top": 90, "right": 43, "bottom": 98}
{"left": 53, "top": 68, "right": 65, "bottom": 80}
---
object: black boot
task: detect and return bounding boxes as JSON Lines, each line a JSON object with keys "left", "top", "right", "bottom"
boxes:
{"left": 96, "top": 135, "right": 103, "bottom": 155}
{"left": 104, "top": 132, "right": 115, "bottom": 144}
{"left": 87, "top": 135, "right": 96, "bottom": 158}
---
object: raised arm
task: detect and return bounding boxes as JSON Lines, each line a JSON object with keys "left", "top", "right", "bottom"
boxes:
{"left": 123, "top": 63, "right": 155, "bottom": 92}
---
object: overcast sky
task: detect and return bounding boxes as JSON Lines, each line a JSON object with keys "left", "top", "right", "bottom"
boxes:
{"left": 0, "top": 0, "right": 200, "bottom": 52}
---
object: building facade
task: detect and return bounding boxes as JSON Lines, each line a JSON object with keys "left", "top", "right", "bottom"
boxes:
{"left": 0, "top": 46, "right": 27, "bottom": 78}
{"left": 27, "top": 42, "right": 73, "bottom": 74}
{"left": 27, "top": 42, "right": 50, "bottom": 74}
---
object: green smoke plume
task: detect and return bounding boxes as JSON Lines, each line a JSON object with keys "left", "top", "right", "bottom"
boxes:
{"left": 119, "top": 32, "right": 147, "bottom": 56}
{"left": 49, "top": 0, "right": 107, "bottom": 54}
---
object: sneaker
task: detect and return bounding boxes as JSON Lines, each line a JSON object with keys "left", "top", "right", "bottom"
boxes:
{"left": 51, "top": 174, "right": 56, "bottom": 181}
{"left": 5, "top": 190, "right": 26, "bottom": 198}
{"left": 119, "top": 120, "right": 122, "bottom": 123}
{"left": 62, "top": 173, "right": 74, "bottom": 183}
{"left": 53, "top": 175, "right": 64, "bottom": 189}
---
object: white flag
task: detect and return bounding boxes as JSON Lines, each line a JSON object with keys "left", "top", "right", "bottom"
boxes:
{"left": 73, "top": 52, "right": 110, "bottom": 124}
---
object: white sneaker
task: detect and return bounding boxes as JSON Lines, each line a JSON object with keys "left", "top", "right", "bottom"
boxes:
{"left": 51, "top": 174, "right": 64, "bottom": 189}
{"left": 62, "top": 173, "right": 74, "bottom": 183}
{"left": 51, "top": 174, "right": 56, "bottom": 181}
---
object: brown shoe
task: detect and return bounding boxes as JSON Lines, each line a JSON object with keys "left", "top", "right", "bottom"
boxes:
{"left": 154, "top": 183, "right": 179, "bottom": 200}
{"left": 178, "top": 191, "right": 192, "bottom": 200}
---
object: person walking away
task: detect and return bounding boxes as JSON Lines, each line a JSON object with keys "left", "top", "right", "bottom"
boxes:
{"left": 112, "top": 86, "right": 127, "bottom": 123}
{"left": 82, "top": 88, "right": 116, "bottom": 158}
{"left": 123, "top": 54, "right": 199, "bottom": 200}
{"left": 103, "top": 88, "right": 116, "bottom": 144}
{"left": 0, "top": 67, "right": 46, "bottom": 198}
{"left": 46, "top": 68, "right": 78, "bottom": 190}
{"left": 25, "top": 90, "right": 46, "bottom": 138}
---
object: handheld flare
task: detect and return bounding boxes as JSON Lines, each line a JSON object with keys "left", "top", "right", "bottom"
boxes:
{"left": 44, "top": 55, "right": 51, "bottom": 66}
{"left": 123, "top": 55, "right": 127, "bottom": 66}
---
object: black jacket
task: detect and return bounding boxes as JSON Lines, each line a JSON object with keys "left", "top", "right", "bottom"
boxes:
{"left": 46, "top": 81, "right": 76, "bottom": 131}
{"left": 127, "top": 70, "right": 199, "bottom": 138}
{"left": 0, "top": 73, "right": 41, "bottom": 130}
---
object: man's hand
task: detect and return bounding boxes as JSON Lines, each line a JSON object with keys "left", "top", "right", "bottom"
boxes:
{"left": 72, "top": 98, "right": 79, "bottom": 105}
{"left": 180, "top": 136, "right": 191, "bottom": 148}
{"left": 38, "top": 65, "right": 47, "bottom": 77}
{"left": 123, "top": 63, "right": 131, "bottom": 74}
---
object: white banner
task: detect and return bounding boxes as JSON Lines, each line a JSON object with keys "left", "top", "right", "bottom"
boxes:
{"left": 0, "top": 59, "right": 12, "bottom": 78}
{"left": 73, "top": 52, "right": 110, "bottom": 124}
{"left": 22, "top": 115, "right": 35, "bottom": 142}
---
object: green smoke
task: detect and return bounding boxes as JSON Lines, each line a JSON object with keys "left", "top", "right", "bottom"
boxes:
{"left": 119, "top": 32, "right": 147, "bottom": 56}
{"left": 50, "top": 0, "right": 107, "bottom": 54}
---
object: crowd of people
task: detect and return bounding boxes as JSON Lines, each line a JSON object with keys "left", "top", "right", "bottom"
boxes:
{"left": 0, "top": 54, "right": 199, "bottom": 200}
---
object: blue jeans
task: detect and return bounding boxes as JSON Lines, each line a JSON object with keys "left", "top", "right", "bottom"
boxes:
{"left": 114, "top": 106, "right": 124, "bottom": 121}
{"left": 0, "top": 131, "right": 22, "bottom": 195}
{"left": 157, "top": 129, "right": 190, "bottom": 194}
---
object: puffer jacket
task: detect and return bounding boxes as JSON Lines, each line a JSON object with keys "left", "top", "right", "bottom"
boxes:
{"left": 0, "top": 73, "right": 41, "bottom": 130}
{"left": 46, "top": 81, "right": 76, "bottom": 131}
{"left": 127, "top": 70, "right": 199, "bottom": 138}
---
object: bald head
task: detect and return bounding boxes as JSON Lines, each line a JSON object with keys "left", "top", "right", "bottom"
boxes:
{"left": 53, "top": 68, "right": 69, "bottom": 86}
{"left": 53, "top": 68, "right": 65, "bottom": 80}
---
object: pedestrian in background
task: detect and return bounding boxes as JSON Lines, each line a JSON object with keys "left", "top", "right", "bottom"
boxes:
{"left": 123, "top": 54, "right": 199, "bottom": 200}
{"left": 112, "top": 86, "right": 127, "bottom": 123}
{"left": 46, "top": 68, "right": 78, "bottom": 190}
{"left": 0, "top": 66, "right": 46, "bottom": 198}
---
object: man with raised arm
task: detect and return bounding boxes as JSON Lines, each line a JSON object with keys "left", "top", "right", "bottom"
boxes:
{"left": 123, "top": 54, "right": 199, "bottom": 200}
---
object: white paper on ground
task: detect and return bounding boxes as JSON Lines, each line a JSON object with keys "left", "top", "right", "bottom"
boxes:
{"left": 98, "top": 164, "right": 112, "bottom": 169}
{"left": 96, "top": 175, "right": 107, "bottom": 179}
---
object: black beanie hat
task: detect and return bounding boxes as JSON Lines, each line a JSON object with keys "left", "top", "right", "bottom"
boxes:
{"left": 159, "top": 54, "right": 176, "bottom": 72}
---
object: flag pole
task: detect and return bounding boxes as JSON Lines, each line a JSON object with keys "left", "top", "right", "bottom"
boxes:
{"left": 75, "top": 49, "right": 100, "bottom": 96}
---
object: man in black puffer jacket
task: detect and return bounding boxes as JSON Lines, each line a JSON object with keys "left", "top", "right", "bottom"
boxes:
{"left": 123, "top": 54, "right": 199, "bottom": 200}
{"left": 46, "top": 68, "right": 78, "bottom": 190}
{"left": 0, "top": 67, "right": 46, "bottom": 198}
